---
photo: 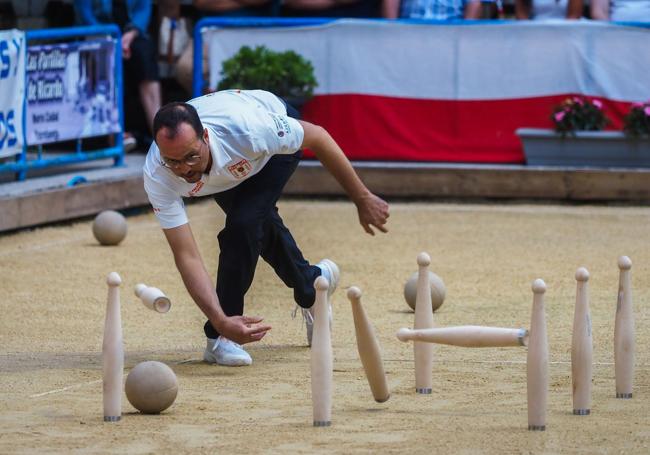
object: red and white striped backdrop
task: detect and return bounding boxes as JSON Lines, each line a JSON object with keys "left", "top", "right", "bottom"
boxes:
{"left": 206, "top": 20, "right": 650, "bottom": 163}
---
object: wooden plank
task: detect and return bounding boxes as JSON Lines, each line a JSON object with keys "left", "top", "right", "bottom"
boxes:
{"left": 286, "top": 163, "right": 650, "bottom": 201}
{"left": 0, "top": 178, "right": 148, "bottom": 232}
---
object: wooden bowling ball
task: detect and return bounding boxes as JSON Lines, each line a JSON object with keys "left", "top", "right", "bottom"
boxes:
{"left": 92, "top": 210, "right": 127, "bottom": 246}
{"left": 404, "top": 271, "right": 446, "bottom": 312}
{"left": 125, "top": 361, "right": 178, "bottom": 414}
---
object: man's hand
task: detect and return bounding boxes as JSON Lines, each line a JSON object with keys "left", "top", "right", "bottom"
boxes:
{"left": 121, "top": 30, "right": 138, "bottom": 59}
{"left": 217, "top": 315, "right": 271, "bottom": 344}
{"left": 298, "top": 120, "right": 390, "bottom": 236}
{"left": 356, "top": 193, "right": 390, "bottom": 235}
{"left": 163, "top": 225, "right": 271, "bottom": 345}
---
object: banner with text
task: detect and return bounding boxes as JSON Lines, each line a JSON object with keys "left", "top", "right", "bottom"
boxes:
{"left": 26, "top": 38, "right": 120, "bottom": 145}
{"left": 0, "top": 29, "right": 26, "bottom": 158}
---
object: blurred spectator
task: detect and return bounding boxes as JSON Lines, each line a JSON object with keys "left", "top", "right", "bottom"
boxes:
{"left": 0, "top": 1, "right": 76, "bottom": 30}
{"left": 280, "top": 0, "right": 385, "bottom": 17}
{"left": 590, "top": 0, "right": 650, "bottom": 21}
{"left": 45, "top": 1, "right": 77, "bottom": 28}
{"left": 515, "top": 0, "right": 584, "bottom": 19}
{"left": 478, "top": 0, "right": 504, "bottom": 19}
{"left": 74, "top": 0, "right": 162, "bottom": 150}
{"left": 0, "top": 2, "right": 17, "bottom": 29}
{"left": 156, "top": 1, "right": 193, "bottom": 106}
{"left": 172, "top": 0, "right": 277, "bottom": 95}
{"left": 157, "top": 0, "right": 192, "bottom": 81}
{"left": 383, "top": 0, "right": 482, "bottom": 20}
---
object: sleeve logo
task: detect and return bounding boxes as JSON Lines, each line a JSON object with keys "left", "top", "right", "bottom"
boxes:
{"left": 270, "top": 113, "right": 291, "bottom": 138}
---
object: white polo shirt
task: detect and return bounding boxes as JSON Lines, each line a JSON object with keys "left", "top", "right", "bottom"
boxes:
{"left": 143, "top": 90, "right": 304, "bottom": 229}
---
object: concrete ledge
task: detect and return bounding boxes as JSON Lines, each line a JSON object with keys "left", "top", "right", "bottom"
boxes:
{"left": 0, "top": 155, "right": 148, "bottom": 232}
{"left": 0, "top": 177, "right": 149, "bottom": 232}
{"left": 2, "top": 160, "right": 650, "bottom": 233}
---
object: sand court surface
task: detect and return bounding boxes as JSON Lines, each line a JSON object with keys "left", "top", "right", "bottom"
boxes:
{"left": 1, "top": 199, "right": 648, "bottom": 453}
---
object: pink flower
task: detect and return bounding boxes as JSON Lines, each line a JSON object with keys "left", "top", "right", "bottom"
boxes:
{"left": 573, "top": 97, "right": 584, "bottom": 105}
{"left": 554, "top": 111, "right": 566, "bottom": 122}
{"left": 644, "top": 106, "right": 650, "bottom": 116}
{"left": 632, "top": 102, "right": 644, "bottom": 108}
{"left": 592, "top": 99, "right": 603, "bottom": 109}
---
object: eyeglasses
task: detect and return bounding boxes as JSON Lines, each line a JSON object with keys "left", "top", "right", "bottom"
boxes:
{"left": 160, "top": 152, "right": 202, "bottom": 169}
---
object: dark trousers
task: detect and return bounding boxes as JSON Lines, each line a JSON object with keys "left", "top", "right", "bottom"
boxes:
{"left": 204, "top": 150, "right": 321, "bottom": 339}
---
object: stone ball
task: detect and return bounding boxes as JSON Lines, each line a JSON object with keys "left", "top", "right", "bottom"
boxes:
{"left": 125, "top": 361, "right": 178, "bottom": 414}
{"left": 403, "top": 271, "right": 446, "bottom": 312}
{"left": 92, "top": 210, "right": 127, "bottom": 246}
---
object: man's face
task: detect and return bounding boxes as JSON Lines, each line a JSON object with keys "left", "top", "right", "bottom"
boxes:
{"left": 156, "top": 123, "right": 211, "bottom": 184}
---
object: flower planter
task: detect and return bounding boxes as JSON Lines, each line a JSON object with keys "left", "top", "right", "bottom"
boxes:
{"left": 516, "top": 128, "right": 650, "bottom": 168}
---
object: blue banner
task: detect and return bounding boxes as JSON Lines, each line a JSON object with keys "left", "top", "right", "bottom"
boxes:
{"left": 26, "top": 38, "right": 120, "bottom": 145}
{"left": 0, "top": 29, "right": 25, "bottom": 158}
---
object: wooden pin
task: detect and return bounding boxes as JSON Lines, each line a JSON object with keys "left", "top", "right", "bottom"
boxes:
{"left": 134, "top": 283, "right": 171, "bottom": 313}
{"left": 527, "top": 279, "right": 548, "bottom": 431}
{"left": 103, "top": 272, "right": 123, "bottom": 422}
{"left": 311, "top": 276, "right": 332, "bottom": 427}
{"left": 414, "top": 252, "right": 434, "bottom": 394}
{"left": 614, "top": 256, "right": 634, "bottom": 399}
{"left": 397, "top": 326, "right": 528, "bottom": 347}
{"left": 572, "top": 267, "right": 592, "bottom": 416}
{"left": 347, "top": 286, "right": 390, "bottom": 403}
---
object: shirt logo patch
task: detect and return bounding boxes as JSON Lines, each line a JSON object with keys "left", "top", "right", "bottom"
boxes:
{"left": 228, "top": 159, "right": 252, "bottom": 179}
{"left": 189, "top": 181, "right": 204, "bottom": 196}
{"left": 270, "top": 113, "right": 291, "bottom": 138}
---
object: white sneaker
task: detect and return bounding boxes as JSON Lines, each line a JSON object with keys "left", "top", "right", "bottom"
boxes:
{"left": 203, "top": 336, "right": 252, "bottom": 366}
{"left": 298, "top": 259, "right": 339, "bottom": 347}
{"left": 317, "top": 259, "right": 340, "bottom": 297}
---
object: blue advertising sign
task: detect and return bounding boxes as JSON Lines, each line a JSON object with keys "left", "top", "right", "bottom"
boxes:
{"left": 26, "top": 38, "right": 120, "bottom": 145}
{"left": 0, "top": 29, "right": 25, "bottom": 158}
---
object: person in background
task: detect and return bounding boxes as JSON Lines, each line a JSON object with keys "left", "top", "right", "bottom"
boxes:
{"left": 382, "top": 0, "right": 482, "bottom": 20}
{"left": 75, "top": 0, "right": 162, "bottom": 151}
{"left": 590, "top": 0, "right": 650, "bottom": 21}
{"left": 156, "top": 0, "right": 193, "bottom": 86}
{"left": 280, "top": 0, "right": 386, "bottom": 18}
{"left": 515, "top": 0, "right": 584, "bottom": 19}
{"left": 171, "top": 0, "right": 278, "bottom": 96}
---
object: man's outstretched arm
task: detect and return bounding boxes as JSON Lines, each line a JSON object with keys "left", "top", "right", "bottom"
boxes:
{"left": 298, "top": 120, "right": 390, "bottom": 235}
{"left": 163, "top": 223, "right": 271, "bottom": 343}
